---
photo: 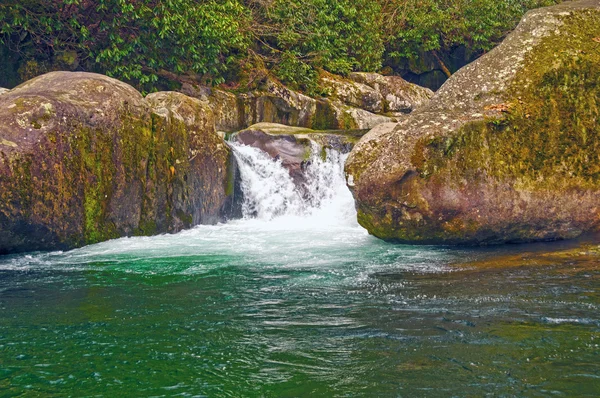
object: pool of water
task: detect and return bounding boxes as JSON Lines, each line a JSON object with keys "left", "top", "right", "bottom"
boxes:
{"left": 1, "top": 219, "right": 599, "bottom": 397}
{"left": 1, "top": 143, "right": 599, "bottom": 397}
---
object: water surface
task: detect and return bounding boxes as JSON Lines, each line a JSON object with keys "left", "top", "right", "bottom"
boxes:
{"left": 0, "top": 144, "right": 598, "bottom": 397}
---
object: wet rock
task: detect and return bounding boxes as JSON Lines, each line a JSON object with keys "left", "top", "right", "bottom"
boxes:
{"left": 346, "top": 1, "right": 600, "bottom": 245}
{"left": 234, "top": 123, "right": 365, "bottom": 185}
{"left": 234, "top": 124, "right": 313, "bottom": 185}
{"left": 0, "top": 72, "right": 233, "bottom": 254}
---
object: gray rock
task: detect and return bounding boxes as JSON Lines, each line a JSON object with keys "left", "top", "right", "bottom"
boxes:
{"left": 346, "top": 0, "right": 600, "bottom": 245}
{"left": 234, "top": 122, "right": 365, "bottom": 186}
{"left": 182, "top": 72, "right": 432, "bottom": 132}
{"left": 0, "top": 72, "right": 233, "bottom": 254}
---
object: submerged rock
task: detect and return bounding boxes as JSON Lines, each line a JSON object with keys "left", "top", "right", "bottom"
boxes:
{"left": 0, "top": 72, "right": 234, "bottom": 254}
{"left": 346, "top": 1, "right": 600, "bottom": 245}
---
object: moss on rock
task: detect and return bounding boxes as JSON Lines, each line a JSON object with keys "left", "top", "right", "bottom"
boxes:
{"left": 0, "top": 72, "right": 233, "bottom": 254}
{"left": 346, "top": 1, "right": 600, "bottom": 245}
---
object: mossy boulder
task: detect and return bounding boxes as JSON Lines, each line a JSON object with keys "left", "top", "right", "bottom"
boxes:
{"left": 345, "top": 1, "right": 600, "bottom": 245}
{"left": 0, "top": 72, "right": 234, "bottom": 254}
{"left": 145, "top": 91, "right": 233, "bottom": 230}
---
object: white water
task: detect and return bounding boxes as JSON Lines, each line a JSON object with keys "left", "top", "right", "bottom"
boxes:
{"left": 231, "top": 141, "right": 358, "bottom": 228}
{"left": 0, "top": 141, "right": 453, "bottom": 275}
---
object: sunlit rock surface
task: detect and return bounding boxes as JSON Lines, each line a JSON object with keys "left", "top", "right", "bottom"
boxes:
{"left": 181, "top": 72, "right": 433, "bottom": 132}
{"left": 0, "top": 72, "right": 234, "bottom": 254}
{"left": 346, "top": 0, "right": 600, "bottom": 245}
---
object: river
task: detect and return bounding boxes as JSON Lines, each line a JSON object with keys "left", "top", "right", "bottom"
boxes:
{"left": 0, "top": 143, "right": 598, "bottom": 396}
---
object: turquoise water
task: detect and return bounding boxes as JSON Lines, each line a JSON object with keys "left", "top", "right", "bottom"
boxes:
{"left": 1, "top": 145, "right": 599, "bottom": 397}
{"left": 1, "top": 220, "right": 599, "bottom": 397}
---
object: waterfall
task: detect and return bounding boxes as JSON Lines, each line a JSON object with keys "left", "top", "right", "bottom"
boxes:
{"left": 229, "top": 141, "right": 357, "bottom": 226}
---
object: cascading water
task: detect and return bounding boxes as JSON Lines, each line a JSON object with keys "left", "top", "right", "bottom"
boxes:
{"left": 229, "top": 141, "right": 358, "bottom": 227}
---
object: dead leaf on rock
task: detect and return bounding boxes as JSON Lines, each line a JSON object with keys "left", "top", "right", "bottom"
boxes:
{"left": 484, "top": 103, "right": 511, "bottom": 112}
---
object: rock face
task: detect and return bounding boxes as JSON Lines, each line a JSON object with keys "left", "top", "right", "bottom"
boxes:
{"left": 346, "top": 1, "right": 600, "bottom": 245}
{"left": 0, "top": 72, "right": 234, "bottom": 254}
{"left": 327, "top": 72, "right": 433, "bottom": 115}
{"left": 181, "top": 73, "right": 433, "bottom": 132}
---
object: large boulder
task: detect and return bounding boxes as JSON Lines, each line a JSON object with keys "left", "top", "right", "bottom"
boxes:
{"left": 145, "top": 91, "right": 233, "bottom": 229}
{"left": 346, "top": 1, "right": 600, "bottom": 245}
{"left": 0, "top": 72, "right": 234, "bottom": 254}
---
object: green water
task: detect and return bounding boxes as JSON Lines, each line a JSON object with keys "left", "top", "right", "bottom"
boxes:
{"left": 0, "top": 220, "right": 599, "bottom": 397}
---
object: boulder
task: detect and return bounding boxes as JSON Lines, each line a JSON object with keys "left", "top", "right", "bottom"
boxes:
{"left": 145, "top": 91, "right": 233, "bottom": 229}
{"left": 0, "top": 72, "right": 234, "bottom": 254}
{"left": 348, "top": 72, "right": 434, "bottom": 114}
{"left": 320, "top": 73, "right": 384, "bottom": 114}
{"left": 346, "top": 1, "right": 600, "bottom": 245}
{"left": 181, "top": 72, "right": 432, "bottom": 133}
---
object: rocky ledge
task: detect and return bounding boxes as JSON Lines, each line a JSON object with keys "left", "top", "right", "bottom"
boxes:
{"left": 181, "top": 72, "right": 433, "bottom": 132}
{"left": 234, "top": 122, "right": 363, "bottom": 186}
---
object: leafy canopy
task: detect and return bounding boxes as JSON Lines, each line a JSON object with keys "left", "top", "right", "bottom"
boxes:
{"left": 0, "top": 0, "right": 559, "bottom": 92}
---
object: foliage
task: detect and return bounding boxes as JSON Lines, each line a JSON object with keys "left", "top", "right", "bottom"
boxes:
{"left": 381, "top": 0, "right": 559, "bottom": 65}
{"left": 246, "top": 0, "right": 384, "bottom": 92}
{"left": 0, "top": 0, "right": 561, "bottom": 91}
{"left": 0, "top": 0, "right": 251, "bottom": 90}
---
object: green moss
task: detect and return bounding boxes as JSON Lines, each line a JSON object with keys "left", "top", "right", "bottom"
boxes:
{"left": 340, "top": 109, "right": 358, "bottom": 130}
{"left": 137, "top": 219, "right": 158, "bottom": 236}
{"left": 225, "top": 153, "right": 236, "bottom": 197}
{"left": 416, "top": 10, "right": 600, "bottom": 192}
{"left": 175, "top": 209, "right": 193, "bottom": 227}
{"left": 311, "top": 100, "right": 338, "bottom": 130}
{"left": 79, "top": 126, "right": 117, "bottom": 244}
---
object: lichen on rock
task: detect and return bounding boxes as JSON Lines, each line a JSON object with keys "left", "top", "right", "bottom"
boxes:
{"left": 181, "top": 72, "right": 432, "bottom": 133}
{"left": 345, "top": 0, "right": 600, "bottom": 245}
{"left": 0, "top": 72, "right": 235, "bottom": 254}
